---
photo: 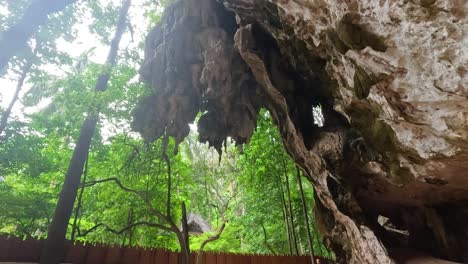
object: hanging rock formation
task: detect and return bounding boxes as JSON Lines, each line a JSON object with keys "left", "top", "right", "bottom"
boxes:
{"left": 134, "top": 0, "right": 262, "bottom": 153}
{"left": 132, "top": 0, "right": 468, "bottom": 263}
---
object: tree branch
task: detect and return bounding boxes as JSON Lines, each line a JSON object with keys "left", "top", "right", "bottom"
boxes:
{"left": 162, "top": 153, "right": 171, "bottom": 219}
{"left": 82, "top": 176, "right": 180, "bottom": 234}
{"left": 262, "top": 224, "right": 277, "bottom": 255}
{"left": 0, "top": 42, "right": 37, "bottom": 136}
{"left": 76, "top": 221, "right": 172, "bottom": 237}
{"left": 196, "top": 222, "right": 226, "bottom": 264}
{"left": 71, "top": 156, "right": 89, "bottom": 240}
{"left": 82, "top": 177, "right": 141, "bottom": 196}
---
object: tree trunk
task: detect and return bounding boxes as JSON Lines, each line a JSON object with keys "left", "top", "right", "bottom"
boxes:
{"left": 0, "top": 0, "right": 76, "bottom": 71}
{"left": 276, "top": 172, "right": 294, "bottom": 255}
{"left": 39, "top": 1, "right": 131, "bottom": 263}
{"left": 70, "top": 157, "right": 88, "bottom": 241}
{"left": 261, "top": 224, "right": 277, "bottom": 255}
{"left": 297, "top": 167, "right": 316, "bottom": 264}
{"left": 0, "top": 58, "right": 33, "bottom": 136}
{"left": 126, "top": 208, "right": 135, "bottom": 245}
{"left": 196, "top": 222, "right": 226, "bottom": 264}
{"left": 283, "top": 158, "right": 299, "bottom": 255}
{"left": 179, "top": 202, "right": 190, "bottom": 264}
{"left": 39, "top": 118, "right": 97, "bottom": 264}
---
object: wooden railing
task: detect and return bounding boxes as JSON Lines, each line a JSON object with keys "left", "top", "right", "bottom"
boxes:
{"left": 0, "top": 236, "right": 332, "bottom": 263}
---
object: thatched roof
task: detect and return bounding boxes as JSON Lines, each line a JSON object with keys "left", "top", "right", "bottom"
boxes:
{"left": 181, "top": 213, "right": 211, "bottom": 235}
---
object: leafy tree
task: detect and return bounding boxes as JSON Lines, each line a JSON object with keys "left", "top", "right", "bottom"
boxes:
{"left": 40, "top": 1, "right": 132, "bottom": 263}
{"left": 0, "top": 0, "right": 76, "bottom": 70}
{"left": 0, "top": 0, "right": 80, "bottom": 138}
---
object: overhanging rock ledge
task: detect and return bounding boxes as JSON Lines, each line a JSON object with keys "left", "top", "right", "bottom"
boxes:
{"left": 132, "top": 0, "right": 468, "bottom": 263}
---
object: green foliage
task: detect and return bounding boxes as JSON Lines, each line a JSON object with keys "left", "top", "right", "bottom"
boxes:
{"left": 87, "top": 0, "right": 120, "bottom": 44}
{"left": 0, "top": 0, "right": 331, "bottom": 259}
{"left": 0, "top": 0, "right": 32, "bottom": 29}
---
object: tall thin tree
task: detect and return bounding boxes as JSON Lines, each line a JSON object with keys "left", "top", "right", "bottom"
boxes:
{"left": 40, "top": 1, "right": 131, "bottom": 263}
{"left": 276, "top": 172, "right": 294, "bottom": 255}
{"left": 0, "top": 0, "right": 76, "bottom": 71}
{"left": 0, "top": 56, "right": 34, "bottom": 136}
{"left": 297, "top": 167, "right": 316, "bottom": 264}
{"left": 70, "top": 157, "right": 88, "bottom": 240}
{"left": 269, "top": 135, "right": 294, "bottom": 254}
{"left": 282, "top": 157, "right": 299, "bottom": 255}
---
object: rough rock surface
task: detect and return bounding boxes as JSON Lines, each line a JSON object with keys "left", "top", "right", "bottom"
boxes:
{"left": 133, "top": 0, "right": 468, "bottom": 263}
{"left": 134, "top": 0, "right": 262, "bottom": 153}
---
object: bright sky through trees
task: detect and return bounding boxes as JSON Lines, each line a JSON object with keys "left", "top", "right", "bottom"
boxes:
{"left": 0, "top": 0, "right": 151, "bottom": 115}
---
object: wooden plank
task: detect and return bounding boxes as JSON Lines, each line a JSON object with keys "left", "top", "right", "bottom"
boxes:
{"left": 168, "top": 251, "right": 178, "bottom": 264}
{"left": 121, "top": 247, "right": 140, "bottom": 264}
{"left": 251, "top": 255, "right": 262, "bottom": 264}
{"left": 239, "top": 254, "right": 251, "bottom": 264}
{"left": 64, "top": 243, "right": 88, "bottom": 264}
{"left": 216, "top": 253, "right": 226, "bottom": 264}
{"left": 86, "top": 244, "right": 107, "bottom": 264}
{"left": 272, "top": 256, "right": 289, "bottom": 264}
{"left": 193, "top": 253, "right": 206, "bottom": 264}
{"left": 261, "top": 255, "right": 272, "bottom": 264}
{"left": 155, "top": 249, "right": 169, "bottom": 264}
{"left": 190, "top": 253, "right": 197, "bottom": 264}
{"left": 7, "top": 238, "right": 25, "bottom": 262}
{"left": 205, "top": 253, "right": 216, "bottom": 264}
{"left": 138, "top": 249, "right": 152, "bottom": 264}
{"left": 19, "top": 238, "right": 41, "bottom": 262}
{"left": 0, "top": 236, "right": 11, "bottom": 261}
{"left": 297, "top": 256, "right": 309, "bottom": 264}
{"left": 304, "top": 256, "right": 315, "bottom": 264}
{"left": 271, "top": 255, "right": 281, "bottom": 264}
{"left": 225, "top": 253, "right": 234, "bottom": 264}
{"left": 234, "top": 254, "right": 246, "bottom": 264}
{"left": 103, "top": 245, "right": 122, "bottom": 264}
